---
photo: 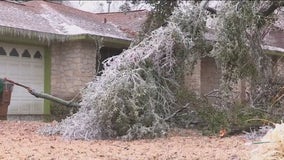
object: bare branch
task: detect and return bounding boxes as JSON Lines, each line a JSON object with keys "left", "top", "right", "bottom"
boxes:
{"left": 164, "top": 103, "right": 190, "bottom": 121}
{"left": 260, "top": 1, "right": 284, "bottom": 17}
{"left": 204, "top": 6, "right": 217, "bottom": 14}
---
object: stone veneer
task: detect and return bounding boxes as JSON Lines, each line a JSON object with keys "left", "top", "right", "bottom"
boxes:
{"left": 184, "top": 57, "right": 221, "bottom": 97}
{"left": 184, "top": 60, "right": 201, "bottom": 95}
{"left": 200, "top": 57, "right": 221, "bottom": 95}
{"left": 51, "top": 40, "right": 97, "bottom": 99}
{"left": 185, "top": 55, "right": 284, "bottom": 104}
{"left": 50, "top": 42, "right": 284, "bottom": 103}
{"left": 184, "top": 57, "right": 248, "bottom": 103}
{"left": 275, "top": 57, "right": 284, "bottom": 78}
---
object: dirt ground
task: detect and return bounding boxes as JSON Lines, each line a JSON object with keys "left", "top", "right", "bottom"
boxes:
{"left": 0, "top": 120, "right": 254, "bottom": 160}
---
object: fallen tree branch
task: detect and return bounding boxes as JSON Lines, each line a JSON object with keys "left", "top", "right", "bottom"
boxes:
{"left": 204, "top": 6, "right": 217, "bottom": 14}
{"left": 4, "top": 78, "right": 80, "bottom": 108}
{"left": 204, "top": 89, "right": 220, "bottom": 97}
{"left": 29, "top": 90, "right": 80, "bottom": 108}
{"left": 260, "top": 1, "right": 284, "bottom": 17}
{"left": 164, "top": 103, "right": 190, "bottom": 121}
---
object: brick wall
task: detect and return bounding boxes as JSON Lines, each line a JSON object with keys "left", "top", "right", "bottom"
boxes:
{"left": 184, "top": 55, "right": 284, "bottom": 104}
{"left": 184, "top": 57, "right": 221, "bottom": 99}
{"left": 275, "top": 57, "right": 284, "bottom": 78}
{"left": 184, "top": 60, "right": 201, "bottom": 95}
{"left": 51, "top": 40, "right": 97, "bottom": 99}
{"left": 200, "top": 57, "right": 221, "bottom": 95}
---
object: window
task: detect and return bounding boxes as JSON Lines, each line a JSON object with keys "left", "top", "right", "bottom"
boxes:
{"left": 96, "top": 47, "right": 124, "bottom": 74}
{"left": 0, "top": 47, "right": 6, "bottom": 55}
{"left": 34, "top": 51, "right": 42, "bottom": 59}
{"left": 22, "top": 49, "right": 31, "bottom": 58}
{"left": 9, "top": 48, "right": 19, "bottom": 57}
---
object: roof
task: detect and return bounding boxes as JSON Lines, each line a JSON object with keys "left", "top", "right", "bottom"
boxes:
{"left": 95, "top": 10, "right": 148, "bottom": 38}
{"left": 0, "top": 0, "right": 148, "bottom": 44}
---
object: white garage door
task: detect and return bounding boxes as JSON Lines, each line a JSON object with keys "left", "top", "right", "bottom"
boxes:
{"left": 0, "top": 42, "right": 44, "bottom": 115}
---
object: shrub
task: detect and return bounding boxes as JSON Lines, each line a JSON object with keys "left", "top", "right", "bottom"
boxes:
{"left": 192, "top": 97, "right": 272, "bottom": 136}
{"left": 49, "top": 102, "right": 79, "bottom": 122}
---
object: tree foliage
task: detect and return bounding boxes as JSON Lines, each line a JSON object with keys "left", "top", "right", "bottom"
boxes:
{"left": 210, "top": 1, "right": 284, "bottom": 111}
{"left": 136, "top": 0, "right": 284, "bottom": 132}
{"left": 132, "top": 0, "right": 182, "bottom": 37}
{"left": 41, "top": 1, "right": 284, "bottom": 140}
{"left": 40, "top": 2, "right": 207, "bottom": 140}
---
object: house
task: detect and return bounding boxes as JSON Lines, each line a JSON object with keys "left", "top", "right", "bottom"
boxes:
{"left": 184, "top": 11, "right": 284, "bottom": 102}
{"left": 0, "top": 0, "right": 148, "bottom": 116}
{"left": 1, "top": 0, "right": 283, "bottom": 116}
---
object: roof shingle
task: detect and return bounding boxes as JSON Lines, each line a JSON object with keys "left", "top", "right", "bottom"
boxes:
{"left": 0, "top": 0, "right": 148, "bottom": 42}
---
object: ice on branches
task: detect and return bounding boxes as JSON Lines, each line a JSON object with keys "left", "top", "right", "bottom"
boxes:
{"left": 40, "top": 3, "right": 206, "bottom": 140}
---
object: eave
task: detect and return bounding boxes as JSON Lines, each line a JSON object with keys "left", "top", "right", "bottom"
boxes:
{"left": 0, "top": 25, "right": 131, "bottom": 48}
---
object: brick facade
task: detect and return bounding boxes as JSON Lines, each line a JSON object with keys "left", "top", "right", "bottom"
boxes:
{"left": 200, "top": 57, "right": 221, "bottom": 95}
{"left": 185, "top": 55, "right": 284, "bottom": 104}
{"left": 184, "top": 57, "right": 249, "bottom": 103}
{"left": 184, "top": 60, "right": 201, "bottom": 95}
{"left": 184, "top": 57, "right": 221, "bottom": 99}
{"left": 51, "top": 40, "right": 97, "bottom": 99}
{"left": 50, "top": 41, "right": 284, "bottom": 103}
{"left": 275, "top": 57, "right": 284, "bottom": 78}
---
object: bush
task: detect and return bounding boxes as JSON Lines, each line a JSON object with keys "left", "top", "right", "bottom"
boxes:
{"left": 49, "top": 102, "right": 79, "bottom": 122}
{"left": 195, "top": 101, "right": 277, "bottom": 136}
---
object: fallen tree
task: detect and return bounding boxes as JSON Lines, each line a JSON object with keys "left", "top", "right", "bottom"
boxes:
{"left": 40, "top": 2, "right": 208, "bottom": 140}
{"left": 40, "top": 1, "right": 284, "bottom": 140}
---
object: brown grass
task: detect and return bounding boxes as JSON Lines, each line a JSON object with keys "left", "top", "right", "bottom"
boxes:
{"left": 0, "top": 120, "right": 252, "bottom": 160}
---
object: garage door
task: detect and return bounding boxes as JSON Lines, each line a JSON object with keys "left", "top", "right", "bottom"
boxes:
{"left": 0, "top": 42, "right": 44, "bottom": 115}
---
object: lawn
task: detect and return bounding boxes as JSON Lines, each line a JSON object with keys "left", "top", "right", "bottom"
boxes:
{"left": 0, "top": 120, "right": 252, "bottom": 160}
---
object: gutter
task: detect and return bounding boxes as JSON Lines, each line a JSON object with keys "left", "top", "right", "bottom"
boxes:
{"left": 0, "top": 25, "right": 131, "bottom": 48}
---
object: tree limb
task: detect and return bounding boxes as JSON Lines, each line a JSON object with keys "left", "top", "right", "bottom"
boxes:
{"left": 260, "top": 1, "right": 284, "bottom": 17}
{"left": 164, "top": 103, "right": 190, "bottom": 121}
{"left": 202, "top": 1, "right": 284, "bottom": 16}
{"left": 29, "top": 90, "right": 80, "bottom": 108}
{"left": 4, "top": 78, "right": 80, "bottom": 108}
{"left": 204, "top": 6, "right": 217, "bottom": 14}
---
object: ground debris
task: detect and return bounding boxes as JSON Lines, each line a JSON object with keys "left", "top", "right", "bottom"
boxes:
{"left": 0, "top": 120, "right": 251, "bottom": 160}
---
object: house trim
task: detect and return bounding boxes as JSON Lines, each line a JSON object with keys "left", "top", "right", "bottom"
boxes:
{"left": 0, "top": 25, "right": 131, "bottom": 47}
{"left": 0, "top": 37, "right": 50, "bottom": 115}
{"left": 44, "top": 47, "right": 51, "bottom": 115}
